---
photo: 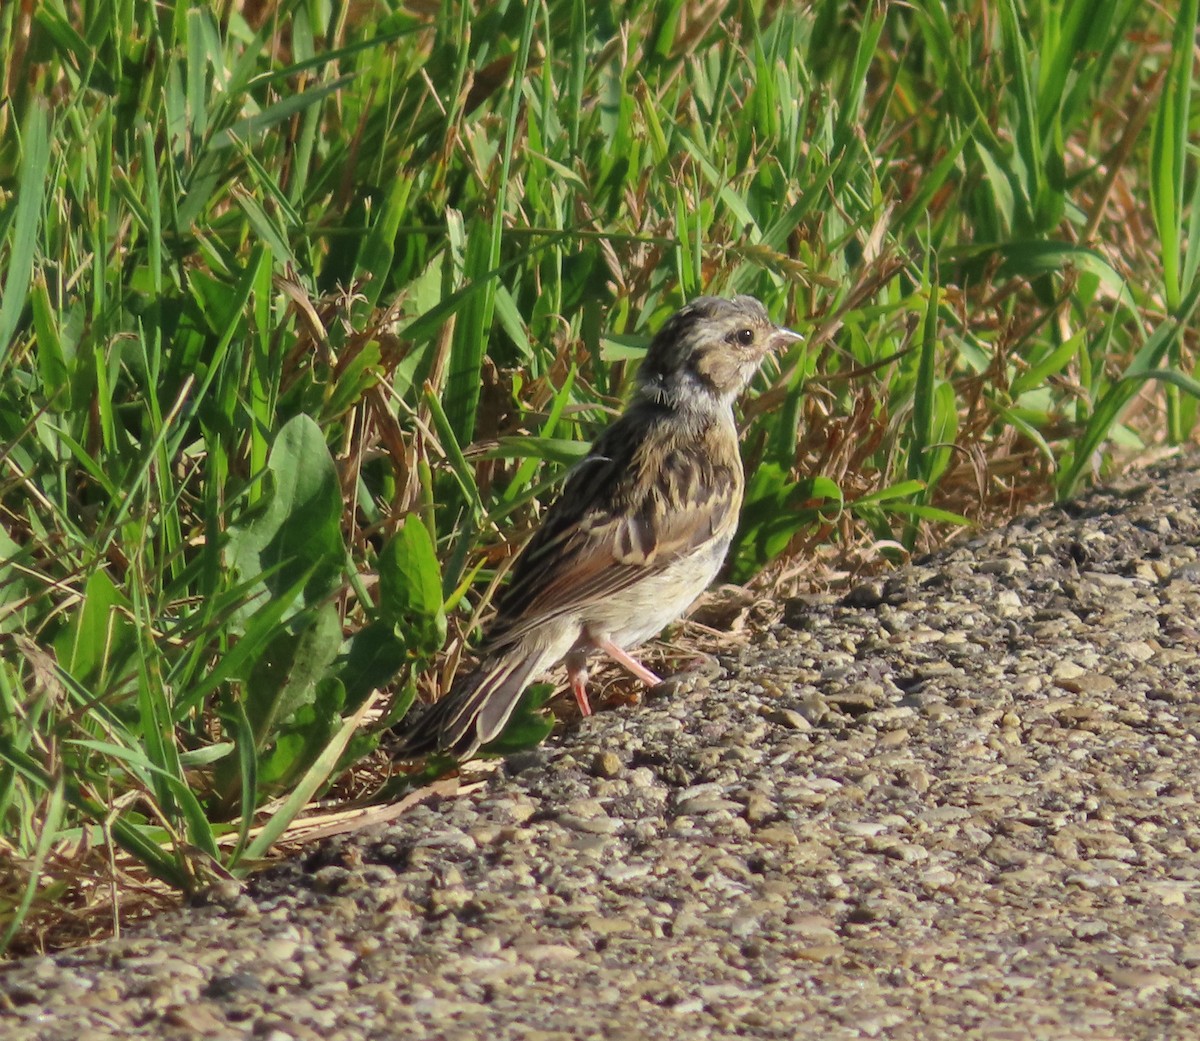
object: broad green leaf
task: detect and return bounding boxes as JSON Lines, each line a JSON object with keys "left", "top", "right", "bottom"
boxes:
{"left": 225, "top": 414, "right": 345, "bottom": 618}
{"left": 256, "top": 676, "right": 346, "bottom": 788}
{"left": 377, "top": 517, "right": 447, "bottom": 655}
{"left": 335, "top": 621, "right": 411, "bottom": 710}
{"left": 243, "top": 602, "right": 343, "bottom": 749}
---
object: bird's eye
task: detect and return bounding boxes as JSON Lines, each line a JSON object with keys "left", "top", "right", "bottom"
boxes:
{"left": 735, "top": 328, "right": 755, "bottom": 347}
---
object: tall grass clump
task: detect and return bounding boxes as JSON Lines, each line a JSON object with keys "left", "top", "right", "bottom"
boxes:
{"left": 0, "top": 0, "right": 1197, "bottom": 950}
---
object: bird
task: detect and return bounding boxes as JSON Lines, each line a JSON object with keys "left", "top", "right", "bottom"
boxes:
{"left": 394, "top": 295, "right": 801, "bottom": 759}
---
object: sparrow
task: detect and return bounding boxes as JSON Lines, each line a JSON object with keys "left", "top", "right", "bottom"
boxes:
{"left": 395, "top": 295, "right": 801, "bottom": 759}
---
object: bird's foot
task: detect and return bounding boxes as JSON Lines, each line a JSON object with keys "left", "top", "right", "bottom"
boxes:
{"left": 568, "top": 661, "right": 593, "bottom": 716}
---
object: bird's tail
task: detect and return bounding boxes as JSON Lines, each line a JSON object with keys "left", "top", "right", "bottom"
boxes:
{"left": 393, "top": 644, "right": 556, "bottom": 760}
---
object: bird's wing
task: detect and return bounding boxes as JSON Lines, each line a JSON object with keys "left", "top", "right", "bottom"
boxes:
{"left": 485, "top": 406, "right": 742, "bottom": 648}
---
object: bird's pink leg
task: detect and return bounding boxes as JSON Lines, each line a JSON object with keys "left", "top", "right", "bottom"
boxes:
{"left": 567, "top": 656, "right": 593, "bottom": 716}
{"left": 595, "top": 637, "right": 663, "bottom": 687}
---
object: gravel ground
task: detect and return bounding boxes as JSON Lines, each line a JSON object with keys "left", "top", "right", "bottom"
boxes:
{"left": 5, "top": 455, "right": 1200, "bottom": 1040}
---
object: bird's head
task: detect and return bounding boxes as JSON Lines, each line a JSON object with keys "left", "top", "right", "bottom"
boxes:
{"left": 636, "top": 295, "right": 802, "bottom": 409}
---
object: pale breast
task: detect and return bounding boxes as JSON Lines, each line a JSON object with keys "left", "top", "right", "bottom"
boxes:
{"left": 576, "top": 531, "right": 733, "bottom": 651}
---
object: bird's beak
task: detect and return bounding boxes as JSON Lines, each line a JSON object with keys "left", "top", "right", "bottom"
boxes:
{"left": 770, "top": 327, "right": 803, "bottom": 353}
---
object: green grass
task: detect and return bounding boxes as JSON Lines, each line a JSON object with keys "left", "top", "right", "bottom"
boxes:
{"left": 1, "top": 0, "right": 1198, "bottom": 951}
